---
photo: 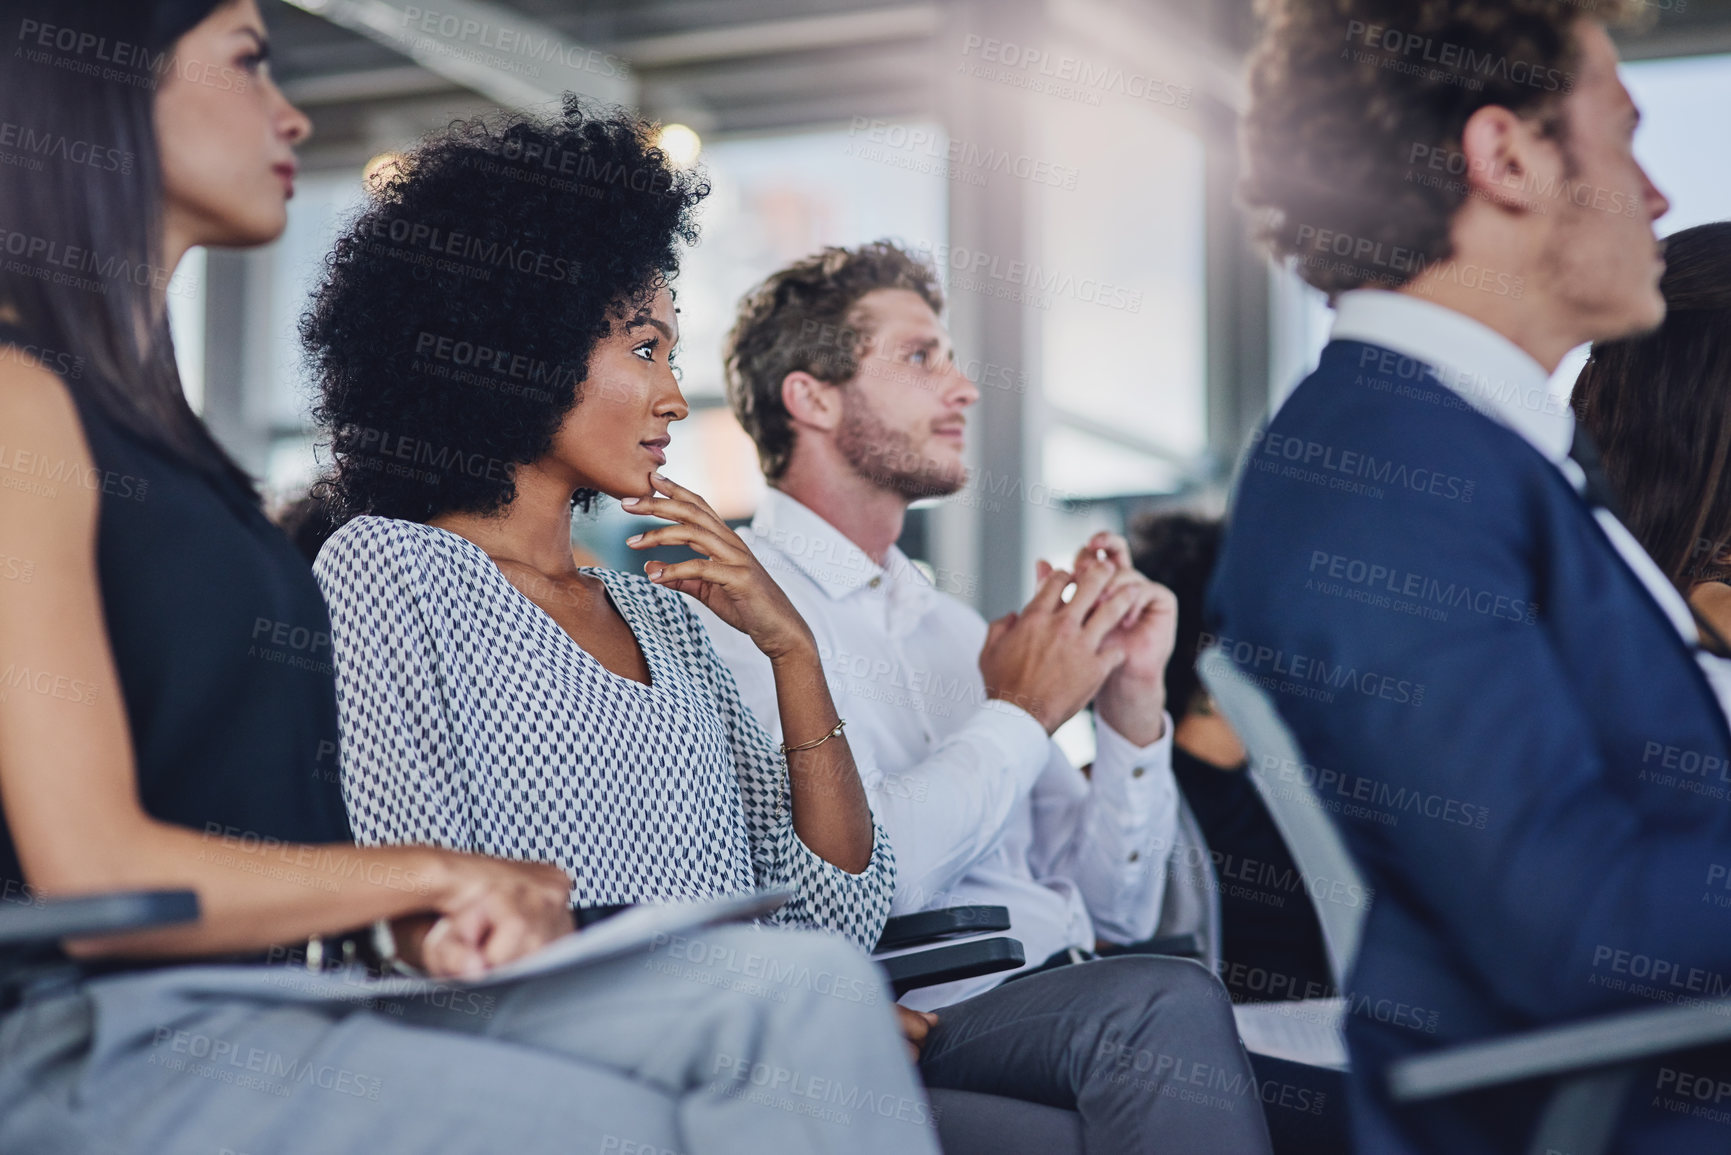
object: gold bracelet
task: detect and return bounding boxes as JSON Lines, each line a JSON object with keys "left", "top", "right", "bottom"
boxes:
{"left": 781, "top": 717, "right": 847, "bottom": 756}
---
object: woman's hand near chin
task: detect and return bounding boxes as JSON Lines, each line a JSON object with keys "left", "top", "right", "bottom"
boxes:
{"left": 624, "top": 473, "right": 876, "bottom": 875}
{"left": 622, "top": 473, "right": 816, "bottom": 663}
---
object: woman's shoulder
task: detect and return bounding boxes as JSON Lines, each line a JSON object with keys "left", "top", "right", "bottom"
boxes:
{"left": 0, "top": 349, "right": 101, "bottom": 547}
{"left": 320, "top": 514, "right": 420, "bottom": 569}
{"left": 0, "top": 345, "right": 89, "bottom": 460}
{"left": 315, "top": 516, "right": 485, "bottom": 603}
{"left": 325, "top": 514, "right": 498, "bottom": 560}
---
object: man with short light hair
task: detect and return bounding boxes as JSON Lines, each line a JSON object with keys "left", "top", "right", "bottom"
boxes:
{"left": 695, "top": 241, "right": 1271, "bottom": 1154}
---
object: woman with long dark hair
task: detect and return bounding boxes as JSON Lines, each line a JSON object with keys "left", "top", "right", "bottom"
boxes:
{"left": 0, "top": 4, "right": 938, "bottom": 1153}
{"left": 1573, "top": 221, "right": 1731, "bottom": 641}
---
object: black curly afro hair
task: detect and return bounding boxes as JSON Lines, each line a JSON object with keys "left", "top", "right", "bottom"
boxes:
{"left": 303, "top": 97, "right": 709, "bottom": 524}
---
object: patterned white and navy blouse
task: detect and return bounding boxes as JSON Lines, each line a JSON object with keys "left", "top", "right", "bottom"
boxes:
{"left": 314, "top": 515, "right": 895, "bottom": 949}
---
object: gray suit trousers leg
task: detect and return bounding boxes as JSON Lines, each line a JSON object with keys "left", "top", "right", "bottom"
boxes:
{"left": 0, "top": 925, "right": 939, "bottom": 1155}
{"left": 390, "top": 923, "right": 942, "bottom": 1152}
{"left": 917, "top": 955, "right": 1274, "bottom": 1155}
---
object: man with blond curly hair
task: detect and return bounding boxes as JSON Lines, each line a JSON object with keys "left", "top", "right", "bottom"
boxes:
{"left": 1209, "top": 1, "right": 1731, "bottom": 1152}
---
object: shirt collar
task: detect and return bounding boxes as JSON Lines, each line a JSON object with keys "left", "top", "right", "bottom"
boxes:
{"left": 1329, "top": 289, "right": 1575, "bottom": 465}
{"left": 749, "top": 489, "right": 932, "bottom": 602}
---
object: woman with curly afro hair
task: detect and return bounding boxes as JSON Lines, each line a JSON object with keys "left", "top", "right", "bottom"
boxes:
{"left": 305, "top": 100, "right": 902, "bottom": 964}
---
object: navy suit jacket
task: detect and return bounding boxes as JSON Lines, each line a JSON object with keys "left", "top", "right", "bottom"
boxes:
{"left": 1208, "top": 340, "right": 1731, "bottom": 1154}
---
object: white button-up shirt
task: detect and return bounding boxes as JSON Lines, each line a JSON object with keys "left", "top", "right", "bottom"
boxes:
{"left": 1330, "top": 290, "right": 1731, "bottom": 720}
{"left": 692, "top": 489, "right": 1179, "bottom": 1008}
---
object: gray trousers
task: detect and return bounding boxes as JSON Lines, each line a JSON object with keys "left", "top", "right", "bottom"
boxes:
{"left": 919, "top": 954, "right": 1274, "bottom": 1155}
{"left": 0, "top": 925, "right": 941, "bottom": 1155}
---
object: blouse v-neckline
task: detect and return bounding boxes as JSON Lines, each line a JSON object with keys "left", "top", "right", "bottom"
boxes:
{"left": 421, "top": 523, "right": 657, "bottom": 693}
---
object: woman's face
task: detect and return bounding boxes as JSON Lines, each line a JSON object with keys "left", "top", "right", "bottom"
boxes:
{"left": 155, "top": 0, "right": 310, "bottom": 256}
{"left": 551, "top": 285, "right": 689, "bottom": 500}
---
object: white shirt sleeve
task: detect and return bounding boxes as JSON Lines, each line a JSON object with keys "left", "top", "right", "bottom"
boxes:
{"left": 1027, "top": 712, "right": 1179, "bottom": 944}
{"left": 867, "top": 700, "right": 1051, "bottom": 911}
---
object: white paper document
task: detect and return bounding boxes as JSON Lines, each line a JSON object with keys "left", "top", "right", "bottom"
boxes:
{"left": 339, "top": 891, "right": 791, "bottom": 998}
{"left": 1232, "top": 997, "right": 1350, "bottom": 1071}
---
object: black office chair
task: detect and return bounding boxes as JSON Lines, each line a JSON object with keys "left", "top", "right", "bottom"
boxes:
{"left": 573, "top": 897, "right": 1029, "bottom": 997}
{"left": 0, "top": 889, "right": 201, "bottom": 949}
{"left": 872, "top": 905, "right": 1086, "bottom": 1154}
{"left": 871, "top": 904, "right": 1023, "bottom": 994}
{"left": 0, "top": 890, "right": 203, "bottom": 1022}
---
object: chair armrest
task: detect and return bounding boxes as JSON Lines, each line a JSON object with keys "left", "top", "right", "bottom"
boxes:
{"left": 573, "top": 903, "right": 633, "bottom": 929}
{"left": 0, "top": 890, "right": 200, "bottom": 947}
{"left": 878, "top": 937, "right": 1026, "bottom": 998}
{"left": 1387, "top": 996, "right": 1731, "bottom": 1102}
{"left": 874, "top": 906, "right": 1012, "bottom": 953}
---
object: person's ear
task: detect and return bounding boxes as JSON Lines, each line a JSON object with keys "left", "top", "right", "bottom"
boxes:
{"left": 782, "top": 370, "right": 844, "bottom": 433}
{"left": 1459, "top": 104, "right": 1557, "bottom": 216}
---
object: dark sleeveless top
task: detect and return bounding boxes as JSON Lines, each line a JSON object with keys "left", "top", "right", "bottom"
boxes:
{"left": 0, "top": 325, "right": 351, "bottom": 979}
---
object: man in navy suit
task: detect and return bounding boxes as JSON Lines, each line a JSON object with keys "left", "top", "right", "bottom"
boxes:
{"left": 1211, "top": 2, "right": 1731, "bottom": 1151}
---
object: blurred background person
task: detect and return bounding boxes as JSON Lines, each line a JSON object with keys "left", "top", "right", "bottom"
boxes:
{"left": 272, "top": 484, "right": 339, "bottom": 564}
{"left": 1131, "top": 511, "right": 1345, "bottom": 1155}
{"left": 1129, "top": 511, "right": 1332, "bottom": 1006}
{"left": 1573, "top": 221, "right": 1731, "bottom": 645}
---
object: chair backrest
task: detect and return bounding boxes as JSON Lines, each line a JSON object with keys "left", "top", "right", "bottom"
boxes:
{"left": 1164, "top": 796, "right": 1222, "bottom": 974}
{"left": 1197, "top": 644, "right": 1368, "bottom": 987}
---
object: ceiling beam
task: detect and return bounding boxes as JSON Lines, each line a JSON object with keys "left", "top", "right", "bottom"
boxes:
{"left": 615, "top": 5, "right": 940, "bottom": 68}
{"left": 1617, "top": 23, "right": 1731, "bottom": 61}
{"left": 1045, "top": 0, "right": 1244, "bottom": 113}
{"left": 280, "top": 63, "right": 459, "bottom": 105}
{"left": 282, "top": 0, "right": 637, "bottom": 109}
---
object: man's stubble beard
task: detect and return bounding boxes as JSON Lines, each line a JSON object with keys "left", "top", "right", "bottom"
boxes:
{"left": 1536, "top": 133, "right": 1664, "bottom": 344}
{"left": 835, "top": 390, "right": 968, "bottom": 502}
{"left": 1540, "top": 198, "right": 1665, "bottom": 344}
